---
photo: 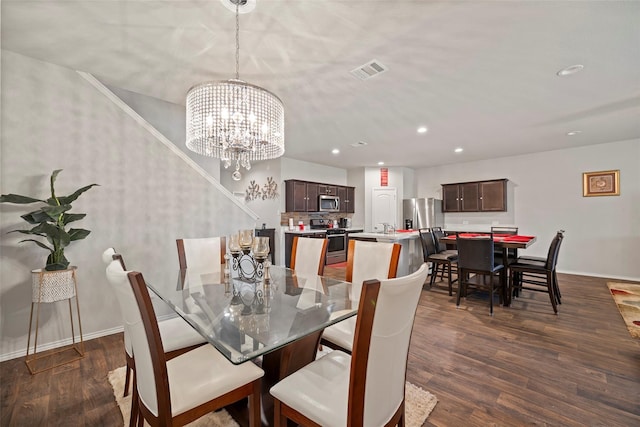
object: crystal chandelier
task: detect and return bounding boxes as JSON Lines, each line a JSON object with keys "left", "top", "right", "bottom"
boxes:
{"left": 186, "top": 0, "right": 285, "bottom": 181}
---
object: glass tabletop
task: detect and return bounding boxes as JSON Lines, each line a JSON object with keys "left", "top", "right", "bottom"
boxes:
{"left": 146, "top": 265, "right": 356, "bottom": 364}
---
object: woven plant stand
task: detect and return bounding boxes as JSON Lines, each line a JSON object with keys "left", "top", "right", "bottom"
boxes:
{"left": 26, "top": 267, "right": 84, "bottom": 374}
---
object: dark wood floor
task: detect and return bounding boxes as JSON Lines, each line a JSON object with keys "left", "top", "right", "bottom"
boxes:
{"left": 2, "top": 270, "right": 639, "bottom": 426}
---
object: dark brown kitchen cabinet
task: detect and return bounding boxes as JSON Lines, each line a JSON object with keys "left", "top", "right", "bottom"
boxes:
{"left": 343, "top": 186, "right": 355, "bottom": 213}
{"left": 284, "top": 232, "right": 325, "bottom": 267}
{"left": 442, "top": 179, "right": 507, "bottom": 212}
{"left": 285, "top": 180, "right": 355, "bottom": 213}
{"left": 285, "top": 180, "right": 318, "bottom": 212}
{"left": 318, "top": 184, "right": 337, "bottom": 195}
{"left": 479, "top": 180, "right": 507, "bottom": 211}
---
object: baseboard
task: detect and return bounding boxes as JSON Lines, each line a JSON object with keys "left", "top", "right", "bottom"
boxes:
{"left": 0, "top": 326, "right": 124, "bottom": 363}
{"left": 557, "top": 269, "right": 640, "bottom": 282}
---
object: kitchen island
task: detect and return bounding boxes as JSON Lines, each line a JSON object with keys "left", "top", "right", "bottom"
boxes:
{"left": 347, "top": 231, "right": 424, "bottom": 277}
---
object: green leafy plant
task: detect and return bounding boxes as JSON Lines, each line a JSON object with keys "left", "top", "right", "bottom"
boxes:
{"left": 0, "top": 170, "right": 98, "bottom": 271}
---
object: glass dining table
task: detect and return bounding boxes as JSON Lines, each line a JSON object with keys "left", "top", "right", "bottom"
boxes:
{"left": 146, "top": 264, "right": 356, "bottom": 364}
{"left": 145, "top": 263, "right": 356, "bottom": 424}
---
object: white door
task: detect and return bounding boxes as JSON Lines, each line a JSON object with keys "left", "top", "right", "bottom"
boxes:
{"left": 371, "top": 188, "right": 397, "bottom": 232}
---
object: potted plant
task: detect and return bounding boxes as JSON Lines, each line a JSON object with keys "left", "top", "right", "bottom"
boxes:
{"left": 0, "top": 170, "right": 98, "bottom": 302}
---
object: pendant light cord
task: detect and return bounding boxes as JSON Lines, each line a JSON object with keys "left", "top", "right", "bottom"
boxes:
{"left": 235, "top": 2, "right": 240, "bottom": 80}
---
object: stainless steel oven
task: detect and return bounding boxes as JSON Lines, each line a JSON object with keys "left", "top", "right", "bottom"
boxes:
{"left": 325, "top": 228, "right": 347, "bottom": 265}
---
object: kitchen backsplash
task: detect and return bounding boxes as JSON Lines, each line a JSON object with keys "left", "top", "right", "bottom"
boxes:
{"left": 280, "top": 212, "right": 352, "bottom": 226}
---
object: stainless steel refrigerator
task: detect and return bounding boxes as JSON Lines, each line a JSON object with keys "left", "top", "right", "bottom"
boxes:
{"left": 402, "top": 198, "right": 444, "bottom": 230}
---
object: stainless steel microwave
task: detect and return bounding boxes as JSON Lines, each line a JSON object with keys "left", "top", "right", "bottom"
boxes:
{"left": 319, "top": 195, "right": 340, "bottom": 212}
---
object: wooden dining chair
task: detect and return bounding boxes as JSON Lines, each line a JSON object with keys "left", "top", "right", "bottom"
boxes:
{"left": 270, "top": 263, "right": 429, "bottom": 426}
{"left": 509, "top": 230, "right": 564, "bottom": 313}
{"left": 105, "top": 260, "right": 264, "bottom": 427}
{"left": 430, "top": 226, "right": 457, "bottom": 256}
{"left": 176, "top": 237, "right": 226, "bottom": 270}
{"left": 456, "top": 235, "right": 506, "bottom": 315}
{"left": 418, "top": 228, "right": 458, "bottom": 295}
{"left": 491, "top": 226, "right": 519, "bottom": 261}
{"left": 290, "top": 236, "right": 329, "bottom": 277}
{"left": 102, "top": 248, "right": 206, "bottom": 402}
{"left": 320, "top": 239, "right": 401, "bottom": 353}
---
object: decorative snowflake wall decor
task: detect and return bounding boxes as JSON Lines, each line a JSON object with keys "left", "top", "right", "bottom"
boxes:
{"left": 245, "top": 177, "right": 279, "bottom": 202}
{"left": 262, "top": 177, "right": 279, "bottom": 200}
{"left": 245, "top": 180, "right": 262, "bottom": 202}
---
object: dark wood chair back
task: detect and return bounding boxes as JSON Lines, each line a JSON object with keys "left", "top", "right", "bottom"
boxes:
{"left": 456, "top": 235, "right": 497, "bottom": 272}
{"left": 491, "top": 226, "right": 518, "bottom": 235}
{"left": 418, "top": 228, "right": 437, "bottom": 260}
{"left": 545, "top": 231, "right": 564, "bottom": 270}
{"left": 430, "top": 226, "right": 447, "bottom": 252}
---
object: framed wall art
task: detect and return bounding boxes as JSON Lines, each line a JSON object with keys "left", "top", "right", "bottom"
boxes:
{"left": 582, "top": 170, "right": 620, "bottom": 197}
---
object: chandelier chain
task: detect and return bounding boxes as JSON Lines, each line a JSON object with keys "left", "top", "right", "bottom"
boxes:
{"left": 235, "top": 2, "right": 240, "bottom": 80}
{"left": 185, "top": 0, "right": 285, "bottom": 182}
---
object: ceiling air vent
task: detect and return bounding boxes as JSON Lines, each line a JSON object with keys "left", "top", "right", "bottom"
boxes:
{"left": 350, "top": 60, "right": 388, "bottom": 80}
{"left": 350, "top": 141, "right": 368, "bottom": 147}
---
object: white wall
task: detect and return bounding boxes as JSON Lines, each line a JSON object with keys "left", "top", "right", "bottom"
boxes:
{"left": 105, "top": 84, "right": 221, "bottom": 181}
{"left": 415, "top": 140, "right": 640, "bottom": 280}
{"left": 0, "top": 51, "right": 256, "bottom": 360}
{"left": 362, "top": 167, "right": 412, "bottom": 232}
{"left": 220, "top": 159, "right": 283, "bottom": 262}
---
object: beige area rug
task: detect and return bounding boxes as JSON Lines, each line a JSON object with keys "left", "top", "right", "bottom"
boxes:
{"left": 607, "top": 282, "right": 640, "bottom": 339}
{"left": 109, "top": 366, "right": 437, "bottom": 426}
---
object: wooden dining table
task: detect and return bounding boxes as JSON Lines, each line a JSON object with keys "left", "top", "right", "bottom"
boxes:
{"left": 439, "top": 233, "right": 537, "bottom": 266}
{"left": 145, "top": 265, "right": 356, "bottom": 426}
{"left": 439, "top": 233, "right": 537, "bottom": 305}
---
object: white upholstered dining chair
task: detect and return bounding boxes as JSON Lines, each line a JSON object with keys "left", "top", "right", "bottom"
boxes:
{"left": 101, "top": 248, "right": 206, "bottom": 401}
{"left": 105, "top": 259, "right": 264, "bottom": 427}
{"left": 270, "top": 263, "right": 429, "bottom": 426}
{"left": 290, "top": 236, "right": 329, "bottom": 277}
{"left": 320, "top": 239, "right": 401, "bottom": 353}
{"left": 176, "top": 237, "right": 226, "bottom": 271}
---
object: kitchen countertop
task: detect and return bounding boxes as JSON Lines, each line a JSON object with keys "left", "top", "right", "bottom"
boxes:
{"left": 348, "top": 231, "right": 420, "bottom": 241}
{"left": 284, "top": 227, "right": 364, "bottom": 235}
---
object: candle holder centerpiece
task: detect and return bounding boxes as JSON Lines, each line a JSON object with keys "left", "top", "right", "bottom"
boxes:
{"left": 228, "top": 230, "right": 270, "bottom": 283}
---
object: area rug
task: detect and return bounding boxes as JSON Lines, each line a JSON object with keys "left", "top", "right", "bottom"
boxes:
{"left": 109, "top": 366, "right": 437, "bottom": 426}
{"left": 607, "top": 282, "right": 640, "bottom": 339}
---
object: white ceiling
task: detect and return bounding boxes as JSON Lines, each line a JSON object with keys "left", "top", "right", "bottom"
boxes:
{"left": 2, "top": 0, "right": 639, "bottom": 169}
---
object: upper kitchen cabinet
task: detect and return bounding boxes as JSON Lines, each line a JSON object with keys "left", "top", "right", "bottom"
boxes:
{"left": 341, "top": 186, "right": 355, "bottom": 213}
{"left": 285, "top": 180, "right": 318, "bottom": 212}
{"left": 285, "top": 180, "right": 356, "bottom": 213}
{"left": 318, "top": 184, "right": 337, "bottom": 195}
{"left": 442, "top": 179, "right": 507, "bottom": 212}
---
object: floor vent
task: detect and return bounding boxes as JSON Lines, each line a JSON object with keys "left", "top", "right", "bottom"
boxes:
{"left": 350, "top": 60, "right": 388, "bottom": 80}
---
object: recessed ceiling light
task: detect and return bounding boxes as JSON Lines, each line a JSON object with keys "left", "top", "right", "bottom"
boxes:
{"left": 350, "top": 141, "right": 368, "bottom": 147}
{"left": 454, "top": 147, "right": 463, "bottom": 153}
{"left": 377, "top": 161, "right": 385, "bottom": 166}
{"left": 567, "top": 130, "right": 582, "bottom": 136}
{"left": 331, "top": 148, "right": 340, "bottom": 154}
{"left": 417, "top": 126, "right": 428, "bottom": 134}
{"left": 557, "top": 64, "right": 584, "bottom": 77}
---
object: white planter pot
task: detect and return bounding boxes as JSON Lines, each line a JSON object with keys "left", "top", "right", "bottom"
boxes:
{"left": 31, "top": 267, "right": 77, "bottom": 303}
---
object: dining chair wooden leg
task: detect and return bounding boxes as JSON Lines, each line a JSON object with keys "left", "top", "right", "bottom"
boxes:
{"left": 129, "top": 375, "right": 139, "bottom": 427}
{"left": 553, "top": 271, "right": 562, "bottom": 304}
{"left": 249, "top": 379, "right": 261, "bottom": 427}
{"left": 489, "top": 279, "right": 495, "bottom": 316}
{"left": 456, "top": 269, "right": 464, "bottom": 308}
{"left": 447, "top": 263, "right": 453, "bottom": 296}
{"left": 547, "top": 271, "right": 558, "bottom": 314}
{"left": 124, "top": 354, "right": 133, "bottom": 397}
